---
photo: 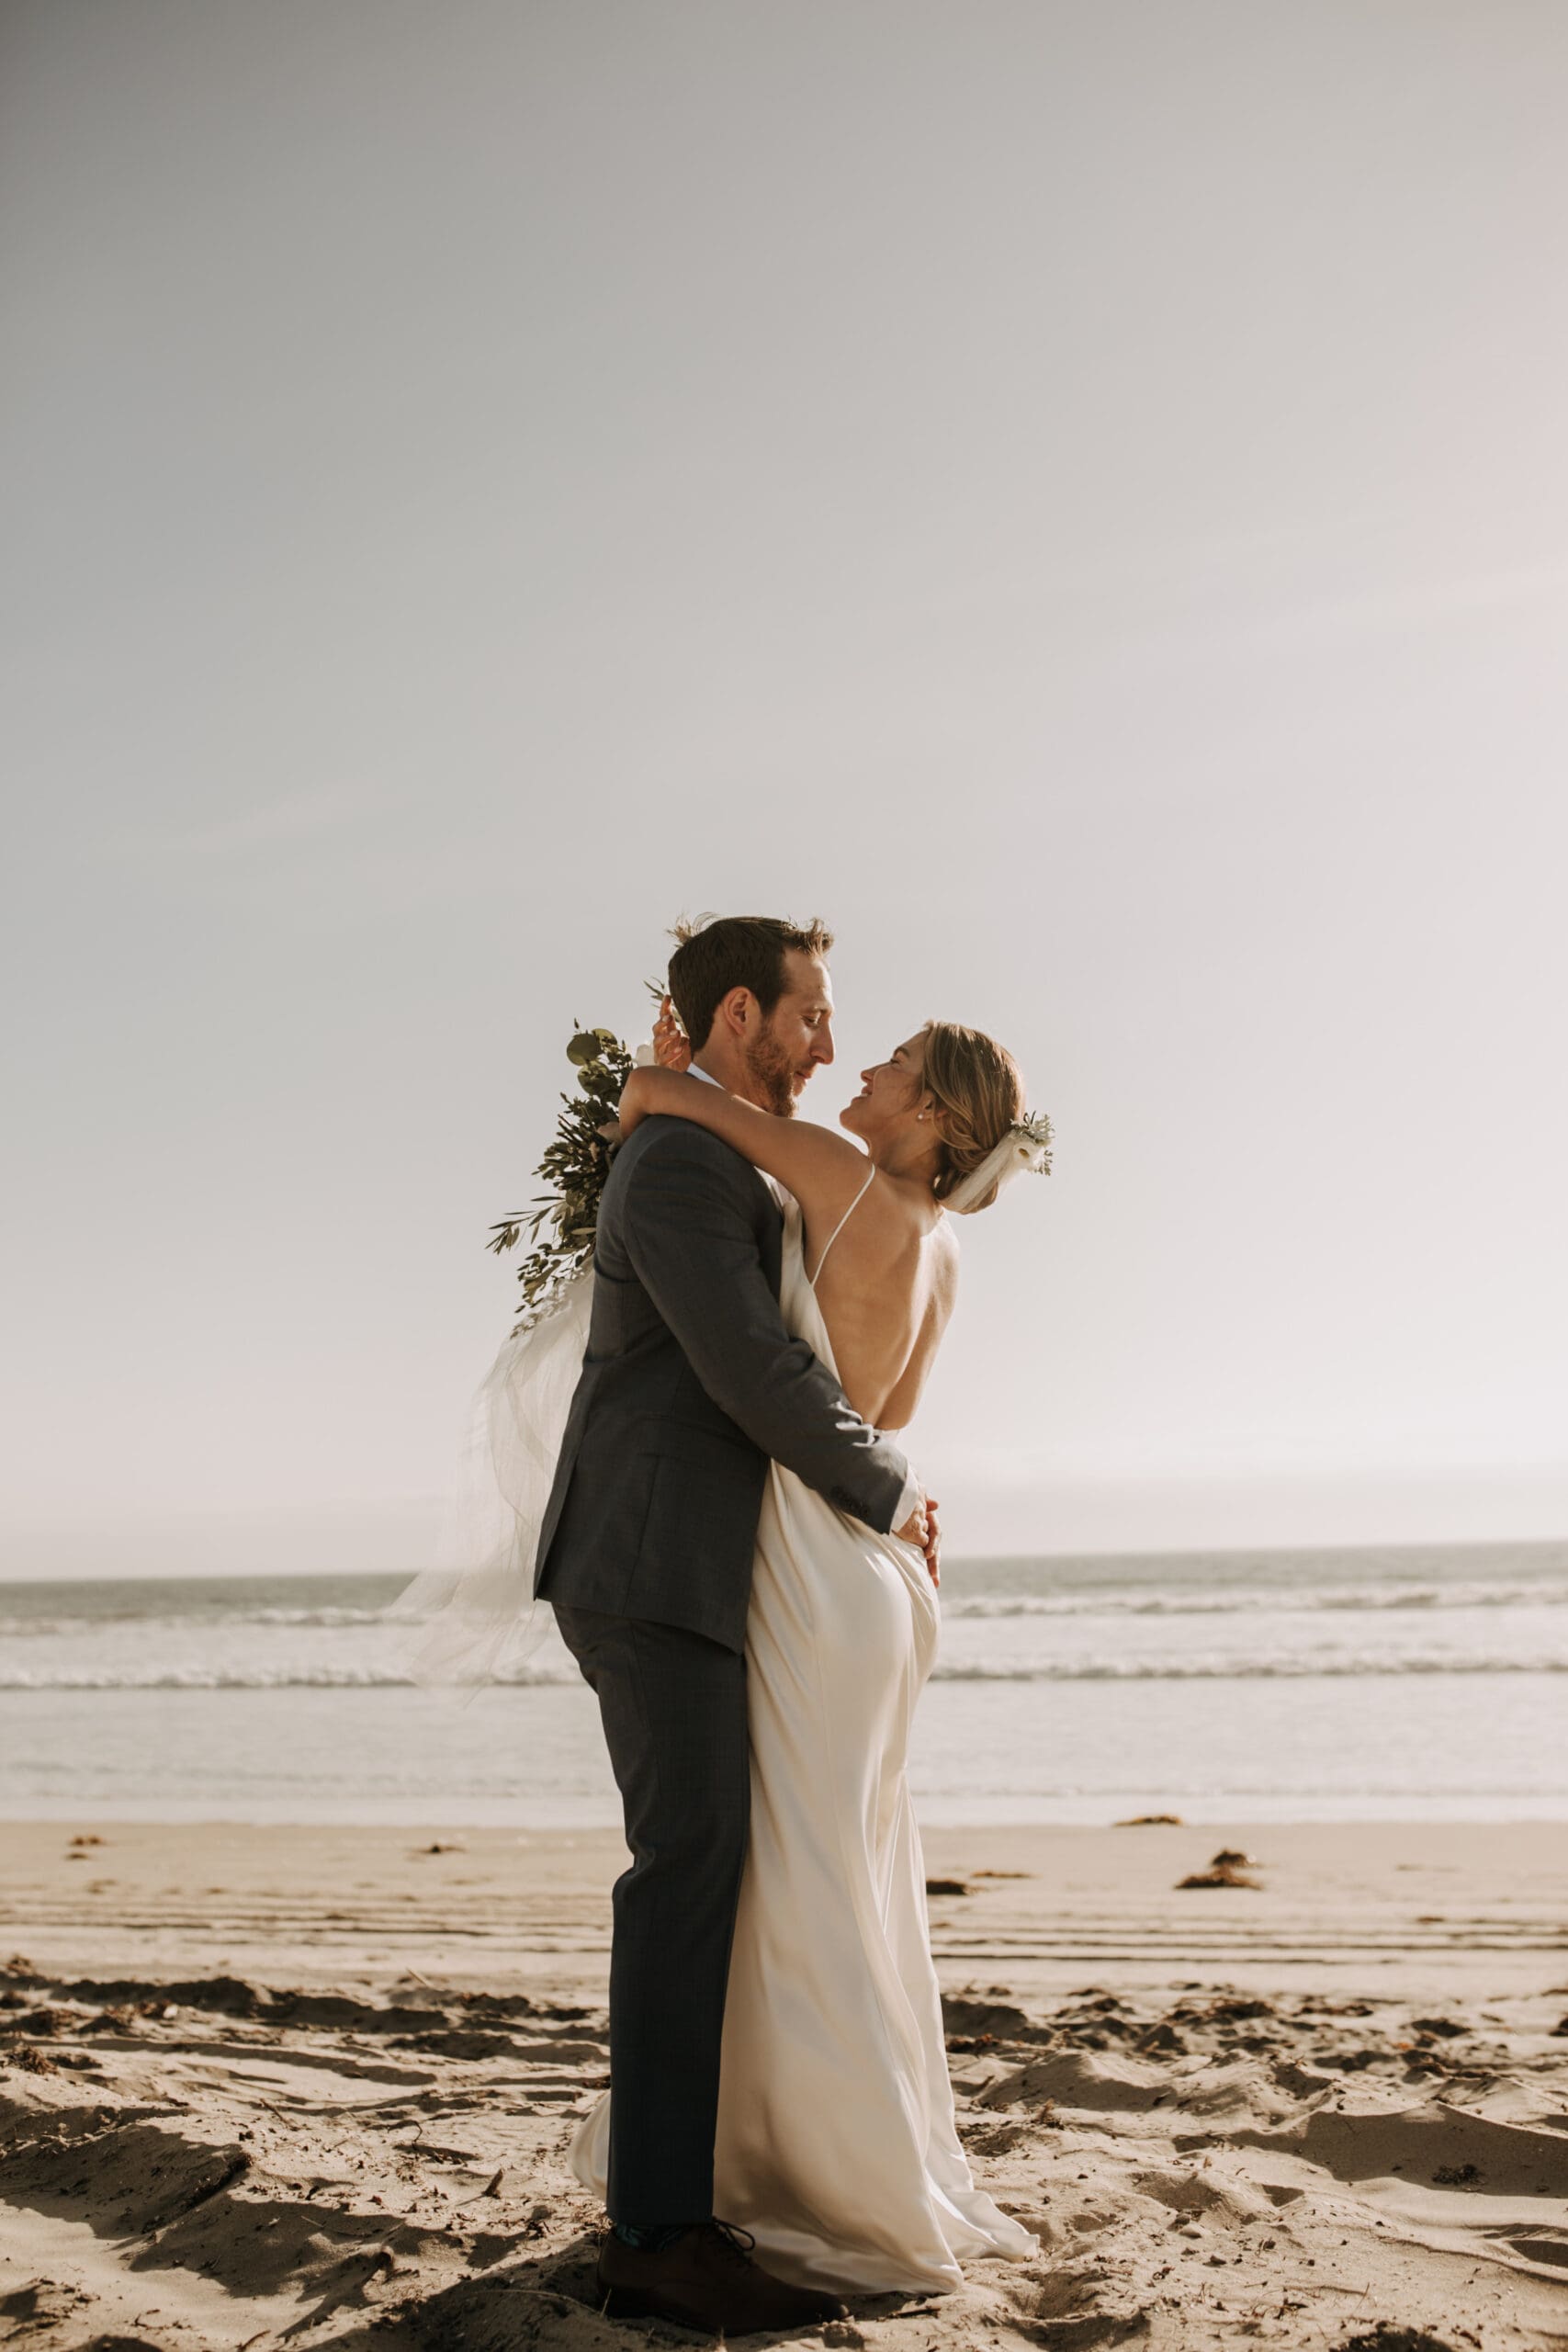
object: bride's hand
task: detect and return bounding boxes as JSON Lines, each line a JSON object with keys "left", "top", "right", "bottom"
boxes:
{"left": 653, "top": 995, "right": 691, "bottom": 1072}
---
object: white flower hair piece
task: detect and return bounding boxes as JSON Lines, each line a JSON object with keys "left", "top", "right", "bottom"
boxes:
{"left": 1012, "top": 1108, "right": 1054, "bottom": 1173}
{"left": 943, "top": 1108, "right": 1054, "bottom": 1216}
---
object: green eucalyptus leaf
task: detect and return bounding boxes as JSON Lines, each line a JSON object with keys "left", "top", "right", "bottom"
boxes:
{"left": 491, "top": 1015, "right": 634, "bottom": 1308}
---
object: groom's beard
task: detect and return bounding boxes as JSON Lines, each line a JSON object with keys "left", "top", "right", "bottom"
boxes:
{"left": 744, "top": 1025, "right": 802, "bottom": 1117}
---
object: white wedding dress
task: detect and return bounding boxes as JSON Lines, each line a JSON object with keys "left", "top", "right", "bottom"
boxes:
{"left": 570, "top": 1190, "right": 1036, "bottom": 2293}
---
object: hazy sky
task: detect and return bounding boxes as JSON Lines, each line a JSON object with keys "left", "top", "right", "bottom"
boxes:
{"left": 5, "top": 1, "right": 1567, "bottom": 1574}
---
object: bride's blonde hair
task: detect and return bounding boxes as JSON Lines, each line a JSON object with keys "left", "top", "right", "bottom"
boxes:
{"left": 920, "top": 1023, "right": 1026, "bottom": 1213}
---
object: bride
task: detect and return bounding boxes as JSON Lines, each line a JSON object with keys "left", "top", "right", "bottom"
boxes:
{"left": 568, "top": 1009, "right": 1045, "bottom": 2293}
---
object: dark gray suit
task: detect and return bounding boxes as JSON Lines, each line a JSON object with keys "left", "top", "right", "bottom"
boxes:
{"left": 536, "top": 1115, "right": 909, "bottom": 2223}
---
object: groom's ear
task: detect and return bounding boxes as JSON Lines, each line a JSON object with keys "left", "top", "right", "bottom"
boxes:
{"left": 716, "top": 983, "right": 760, "bottom": 1039}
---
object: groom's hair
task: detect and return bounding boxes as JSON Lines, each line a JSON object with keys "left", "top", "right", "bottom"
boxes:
{"left": 668, "top": 914, "right": 833, "bottom": 1050}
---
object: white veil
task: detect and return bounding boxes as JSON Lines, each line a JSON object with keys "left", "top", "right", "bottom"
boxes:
{"left": 387, "top": 1036, "right": 660, "bottom": 1695}
{"left": 384, "top": 1267, "right": 593, "bottom": 1697}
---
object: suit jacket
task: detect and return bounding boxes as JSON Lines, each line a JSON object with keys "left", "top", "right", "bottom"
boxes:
{"left": 535, "top": 1116, "right": 911, "bottom": 1653}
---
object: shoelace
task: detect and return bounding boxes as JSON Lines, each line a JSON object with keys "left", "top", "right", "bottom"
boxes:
{"left": 703, "top": 2219, "right": 759, "bottom": 2268}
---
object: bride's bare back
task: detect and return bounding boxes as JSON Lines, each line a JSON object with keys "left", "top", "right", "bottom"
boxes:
{"left": 802, "top": 1171, "right": 957, "bottom": 1430}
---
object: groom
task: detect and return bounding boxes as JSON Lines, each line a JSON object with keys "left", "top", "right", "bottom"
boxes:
{"left": 536, "top": 914, "right": 933, "bottom": 2333}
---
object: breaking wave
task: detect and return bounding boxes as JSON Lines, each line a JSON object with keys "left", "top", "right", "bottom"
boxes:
{"left": 4, "top": 1655, "right": 1565, "bottom": 1690}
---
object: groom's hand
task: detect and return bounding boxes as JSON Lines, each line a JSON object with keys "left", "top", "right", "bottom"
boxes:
{"left": 921, "top": 1497, "right": 941, "bottom": 1588}
{"left": 896, "top": 1489, "right": 941, "bottom": 1586}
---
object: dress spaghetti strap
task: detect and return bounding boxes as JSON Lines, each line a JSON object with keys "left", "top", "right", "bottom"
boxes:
{"left": 805, "top": 1165, "right": 877, "bottom": 1290}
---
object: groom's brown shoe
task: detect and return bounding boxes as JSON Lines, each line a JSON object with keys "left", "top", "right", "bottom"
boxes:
{"left": 596, "top": 2220, "right": 848, "bottom": 2335}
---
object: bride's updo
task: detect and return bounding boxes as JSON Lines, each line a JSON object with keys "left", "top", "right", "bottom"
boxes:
{"left": 920, "top": 1023, "right": 1026, "bottom": 1213}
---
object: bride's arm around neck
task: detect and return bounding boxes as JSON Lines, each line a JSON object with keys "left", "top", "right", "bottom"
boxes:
{"left": 618, "top": 1065, "right": 872, "bottom": 1227}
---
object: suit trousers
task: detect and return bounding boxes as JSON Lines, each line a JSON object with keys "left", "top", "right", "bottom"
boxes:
{"left": 551, "top": 1602, "right": 750, "bottom": 2226}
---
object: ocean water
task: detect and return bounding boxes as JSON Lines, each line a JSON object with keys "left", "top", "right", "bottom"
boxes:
{"left": 1, "top": 1543, "right": 1564, "bottom": 1824}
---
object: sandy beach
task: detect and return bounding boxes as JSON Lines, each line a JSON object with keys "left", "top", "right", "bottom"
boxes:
{"left": 2, "top": 1817, "right": 1565, "bottom": 2349}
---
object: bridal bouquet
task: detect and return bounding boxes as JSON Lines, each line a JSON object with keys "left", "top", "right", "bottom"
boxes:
{"left": 487, "top": 1023, "right": 635, "bottom": 1332}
